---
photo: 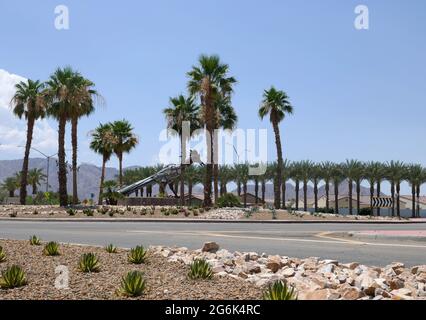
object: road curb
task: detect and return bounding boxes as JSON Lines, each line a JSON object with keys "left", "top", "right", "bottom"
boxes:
{"left": 0, "top": 218, "right": 425, "bottom": 224}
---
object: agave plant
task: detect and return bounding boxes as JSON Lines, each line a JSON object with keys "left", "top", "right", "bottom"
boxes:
{"left": 29, "top": 235, "right": 41, "bottom": 246}
{"left": 0, "top": 246, "right": 6, "bottom": 263}
{"left": 67, "top": 208, "right": 76, "bottom": 216}
{"left": 83, "top": 208, "right": 94, "bottom": 216}
{"left": 43, "top": 241, "right": 60, "bottom": 256}
{"left": 188, "top": 259, "right": 213, "bottom": 280}
{"left": 0, "top": 265, "right": 27, "bottom": 289}
{"left": 105, "top": 244, "right": 118, "bottom": 253}
{"left": 128, "top": 246, "right": 147, "bottom": 264}
{"left": 79, "top": 253, "right": 101, "bottom": 273}
{"left": 118, "top": 271, "right": 146, "bottom": 297}
{"left": 263, "top": 280, "right": 297, "bottom": 300}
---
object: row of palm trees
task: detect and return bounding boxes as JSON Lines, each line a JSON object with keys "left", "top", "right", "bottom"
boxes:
{"left": 1, "top": 169, "right": 46, "bottom": 197}
{"left": 119, "top": 160, "right": 425, "bottom": 218}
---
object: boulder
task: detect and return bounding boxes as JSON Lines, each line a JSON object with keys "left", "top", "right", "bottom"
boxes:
{"left": 244, "top": 262, "right": 262, "bottom": 274}
{"left": 388, "top": 278, "right": 405, "bottom": 290}
{"left": 301, "top": 289, "right": 341, "bottom": 300}
{"left": 340, "top": 286, "right": 365, "bottom": 300}
{"left": 280, "top": 268, "right": 296, "bottom": 278}
{"left": 266, "top": 255, "right": 283, "bottom": 273}
{"left": 341, "top": 262, "right": 359, "bottom": 270}
{"left": 202, "top": 242, "right": 220, "bottom": 253}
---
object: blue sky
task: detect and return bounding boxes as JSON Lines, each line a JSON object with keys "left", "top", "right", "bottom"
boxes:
{"left": 1, "top": 0, "right": 426, "bottom": 192}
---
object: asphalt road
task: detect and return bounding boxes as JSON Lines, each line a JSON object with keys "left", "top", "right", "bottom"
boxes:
{"left": 1, "top": 221, "right": 426, "bottom": 267}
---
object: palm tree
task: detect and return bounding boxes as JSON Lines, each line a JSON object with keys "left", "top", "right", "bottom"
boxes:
{"left": 290, "top": 162, "right": 303, "bottom": 211}
{"left": 218, "top": 165, "right": 233, "bottom": 196}
{"left": 11, "top": 79, "right": 46, "bottom": 204}
{"left": 416, "top": 168, "right": 426, "bottom": 218}
{"left": 110, "top": 120, "right": 139, "bottom": 187}
{"left": 28, "top": 168, "right": 46, "bottom": 195}
{"left": 1, "top": 176, "right": 19, "bottom": 198}
{"left": 365, "top": 161, "right": 387, "bottom": 216}
{"left": 163, "top": 94, "right": 200, "bottom": 205}
{"left": 343, "top": 160, "right": 364, "bottom": 215}
{"left": 46, "top": 67, "right": 79, "bottom": 206}
{"left": 299, "top": 160, "right": 313, "bottom": 212}
{"left": 261, "top": 163, "right": 275, "bottom": 204}
{"left": 184, "top": 165, "right": 203, "bottom": 206}
{"left": 406, "top": 164, "right": 423, "bottom": 218}
{"left": 259, "top": 87, "right": 294, "bottom": 209}
{"left": 69, "top": 75, "right": 100, "bottom": 205}
{"left": 281, "top": 160, "right": 292, "bottom": 208}
{"left": 320, "top": 161, "right": 334, "bottom": 212}
{"left": 330, "top": 164, "right": 345, "bottom": 214}
{"left": 187, "top": 54, "right": 236, "bottom": 207}
{"left": 235, "top": 163, "right": 249, "bottom": 207}
{"left": 310, "top": 163, "right": 322, "bottom": 213}
{"left": 90, "top": 123, "right": 116, "bottom": 205}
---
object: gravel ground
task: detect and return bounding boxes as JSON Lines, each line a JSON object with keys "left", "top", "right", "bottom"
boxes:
{"left": 0, "top": 205, "right": 407, "bottom": 221}
{"left": 0, "top": 239, "right": 262, "bottom": 300}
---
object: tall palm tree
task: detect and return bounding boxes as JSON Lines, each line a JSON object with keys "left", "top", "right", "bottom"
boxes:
{"left": 281, "top": 160, "right": 292, "bottom": 208}
{"left": 163, "top": 94, "right": 200, "bottom": 205}
{"left": 365, "top": 161, "right": 380, "bottom": 215}
{"left": 343, "top": 160, "right": 365, "bottom": 215}
{"left": 46, "top": 67, "right": 79, "bottom": 206}
{"left": 330, "top": 164, "right": 345, "bottom": 214}
{"left": 290, "top": 162, "right": 303, "bottom": 211}
{"left": 11, "top": 79, "right": 46, "bottom": 205}
{"left": 259, "top": 87, "right": 294, "bottom": 209}
{"left": 187, "top": 54, "right": 236, "bottom": 207}
{"left": 68, "top": 75, "right": 100, "bottom": 205}
{"left": 110, "top": 120, "right": 139, "bottom": 187}
{"left": 28, "top": 168, "right": 46, "bottom": 195}
{"left": 320, "top": 161, "right": 334, "bottom": 212}
{"left": 1, "top": 176, "right": 19, "bottom": 198}
{"left": 299, "top": 160, "right": 313, "bottom": 212}
{"left": 261, "top": 163, "right": 276, "bottom": 204}
{"left": 218, "top": 165, "right": 233, "bottom": 196}
{"left": 310, "top": 163, "right": 322, "bottom": 213}
{"left": 407, "top": 164, "right": 423, "bottom": 218}
{"left": 90, "top": 123, "right": 116, "bottom": 205}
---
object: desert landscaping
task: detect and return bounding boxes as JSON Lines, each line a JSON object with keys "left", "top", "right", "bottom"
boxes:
{"left": 1, "top": 238, "right": 426, "bottom": 300}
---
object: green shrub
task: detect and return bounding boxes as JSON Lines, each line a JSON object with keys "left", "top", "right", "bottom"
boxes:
{"left": 217, "top": 193, "right": 241, "bottom": 208}
{"left": 118, "top": 271, "right": 146, "bottom": 297}
{"left": 105, "top": 244, "right": 118, "bottom": 253}
{"left": 359, "top": 208, "right": 372, "bottom": 216}
{"left": 263, "top": 280, "right": 297, "bottom": 300}
{"left": 126, "top": 205, "right": 132, "bottom": 211}
{"left": 67, "top": 208, "right": 76, "bottom": 216}
{"left": 141, "top": 208, "right": 148, "bottom": 215}
{"left": 9, "top": 211, "right": 17, "bottom": 218}
{"left": 193, "top": 209, "right": 199, "bottom": 216}
{"left": 0, "top": 265, "right": 27, "bottom": 289}
{"left": 163, "top": 209, "right": 170, "bottom": 216}
{"left": 0, "top": 246, "right": 6, "bottom": 263}
{"left": 188, "top": 259, "right": 213, "bottom": 280}
{"left": 43, "top": 241, "right": 60, "bottom": 256}
{"left": 29, "top": 235, "right": 41, "bottom": 246}
{"left": 128, "top": 246, "right": 147, "bottom": 264}
{"left": 108, "top": 211, "right": 115, "bottom": 217}
{"left": 98, "top": 207, "right": 109, "bottom": 215}
{"left": 83, "top": 208, "right": 94, "bottom": 216}
{"left": 79, "top": 253, "right": 100, "bottom": 273}
{"left": 199, "top": 208, "right": 205, "bottom": 213}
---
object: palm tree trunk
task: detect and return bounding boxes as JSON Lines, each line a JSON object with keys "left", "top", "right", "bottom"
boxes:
{"left": 396, "top": 183, "right": 401, "bottom": 218}
{"left": 58, "top": 116, "right": 68, "bottom": 207}
{"left": 411, "top": 184, "right": 416, "bottom": 218}
{"left": 118, "top": 153, "right": 123, "bottom": 187}
{"left": 254, "top": 178, "right": 259, "bottom": 204}
{"left": 203, "top": 117, "right": 214, "bottom": 207}
{"left": 377, "top": 181, "right": 381, "bottom": 216}
{"left": 20, "top": 117, "right": 35, "bottom": 205}
{"left": 356, "top": 180, "right": 361, "bottom": 215}
{"left": 180, "top": 142, "right": 185, "bottom": 206}
{"left": 261, "top": 180, "right": 266, "bottom": 204}
{"left": 213, "top": 164, "right": 219, "bottom": 204}
{"left": 418, "top": 185, "right": 422, "bottom": 217}
{"left": 98, "top": 156, "right": 107, "bottom": 205}
{"left": 370, "top": 183, "right": 374, "bottom": 216}
{"left": 391, "top": 182, "right": 395, "bottom": 217}
{"left": 295, "top": 180, "right": 299, "bottom": 211}
{"left": 32, "top": 184, "right": 37, "bottom": 195}
{"left": 313, "top": 180, "right": 318, "bottom": 212}
{"left": 348, "top": 179, "right": 353, "bottom": 215}
{"left": 272, "top": 121, "right": 282, "bottom": 209}
{"left": 243, "top": 183, "right": 247, "bottom": 208}
{"left": 71, "top": 117, "right": 79, "bottom": 205}
{"left": 237, "top": 182, "right": 241, "bottom": 196}
{"left": 9, "top": 190, "right": 15, "bottom": 198}
{"left": 188, "top": 182, "right": 193, "bottom": 206}
{"left": 325, "top": 180, "right": 330, "bottom": 211}
{"left": 303, "top": 180, "right": 308, "bottom": 212}
{"left": 334, "top": 182, "right": 339, "bottom": 214}
{"left": 282, "top": 181, "right": 286, "bottom": 208}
